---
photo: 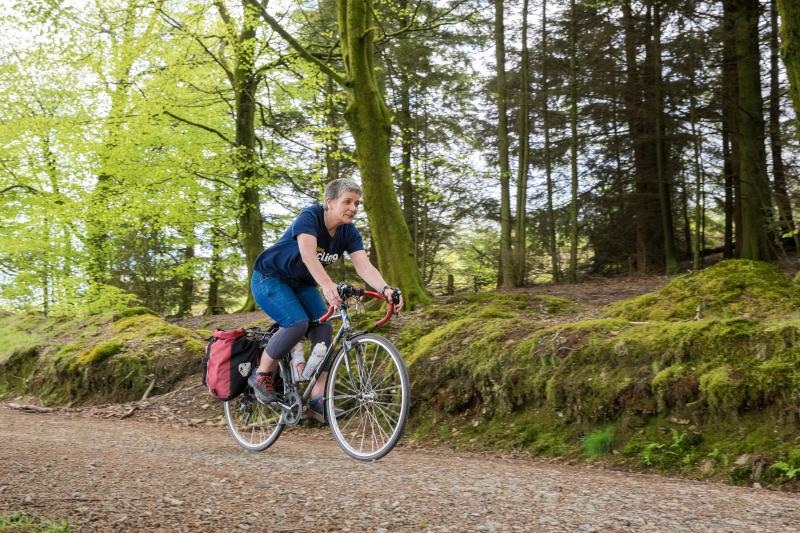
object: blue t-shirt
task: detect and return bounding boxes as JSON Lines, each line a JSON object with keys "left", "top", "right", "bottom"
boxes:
{"left": 254, "top": 204, "right": 364, "bottom": 285}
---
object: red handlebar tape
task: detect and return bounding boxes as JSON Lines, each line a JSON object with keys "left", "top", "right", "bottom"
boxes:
{"left": 319, "top": 289, "right": 395, "bottom": 327}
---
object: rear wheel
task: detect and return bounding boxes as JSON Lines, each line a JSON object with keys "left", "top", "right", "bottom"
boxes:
{"left": 326, "top": 333, "right": 410, "bottom": 461}
{"left": 223, "top": 362, "right": 287, "bottom": 451}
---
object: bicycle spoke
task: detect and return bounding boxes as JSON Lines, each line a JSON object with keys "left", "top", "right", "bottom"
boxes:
{"left": 366, "top": 343, "right": 381, "bottom": 386}
{"left": 336, "top": 403, "right": 362, "bottom": 420}
{"left": 370, "top": 358, "right": 395, "bottom": 391}
{"left": 368, "top": 404, "right": 386, "bottom": 451}
{"left": 364, "top": 407, "right": 376, "bottom": 452}
{"left": 371, "top": 400, "right": 402, "bottom": 408}
{"left": 340, "top": 402, "right": 365, "bottom": 435}
{"left": 343, "top": 353, "right": 359, "bottom": 392}
{"left": 355, "top": 347, "right": 369, "bottom": 389}
{"left": 366, "top": 403, "right": 390, "bottom": 445}
{"left": 364, "top": 351, "right": 387, "bottom": 388}
{"left": 358, "top": 406, "right": 368, "bottom": 452}
{"left": 331, "top": 392, "right": 358, "bottom": 401}
{"left": 372, "top": 400, "right": 399, "bottom": 429}
{"left": 372, "top": 401, "right": 400, "bottom": 424}
{"left": 372, "top": 384, "right": 403, "bottom": 394}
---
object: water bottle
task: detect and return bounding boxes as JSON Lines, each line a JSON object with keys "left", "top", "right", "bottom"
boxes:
{"left": 301, "top": 342, "right": 327, "bottom": 380}
{"left": 290, "top": 342, "right": 306, "bottom": 382}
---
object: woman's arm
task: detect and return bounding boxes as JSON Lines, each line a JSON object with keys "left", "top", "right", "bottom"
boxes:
{"left": 350, "top": 250, "right": 404, "bottom": 311}
{"left": 297, "top": 233, "right": 342, "bottom": 308}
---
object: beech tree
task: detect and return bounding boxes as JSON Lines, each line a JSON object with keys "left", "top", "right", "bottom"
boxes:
{"left": 256, "top": 0, "right": 431, "bottom": 307}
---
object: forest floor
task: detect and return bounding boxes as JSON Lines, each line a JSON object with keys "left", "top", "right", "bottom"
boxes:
{"left": 6, "top": 273, "right": 678, "bottom": 452}
{"left": 4, "top": 267, "right": 800, "bottom": 531}
{"left": 2, "top": 407, "right": 799, "bottom": 532}
{"left": 172, "top": 273, "right": 674, "bottom": 331}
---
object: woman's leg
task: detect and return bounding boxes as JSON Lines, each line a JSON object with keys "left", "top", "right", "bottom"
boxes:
{"left": 295, "top": 285, "right": 333, "bottom": 400}
{"left": 249, "top": 273, "right": 310, "bottom": 400}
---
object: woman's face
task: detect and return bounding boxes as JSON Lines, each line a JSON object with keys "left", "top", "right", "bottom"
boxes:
{"left": 327, "top": 191, "right": 361, "bottom": 224}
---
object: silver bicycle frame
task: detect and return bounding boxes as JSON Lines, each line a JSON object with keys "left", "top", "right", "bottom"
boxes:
{"left": 301, "top": 306, "right": 351, "bottom": 401}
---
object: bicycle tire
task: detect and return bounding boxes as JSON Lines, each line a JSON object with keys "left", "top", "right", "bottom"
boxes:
{"left": 326, "top": 333, "right": 410, "bottom": 461}
{"left": 223, "top": 361, "right": 287, "bottom": 451}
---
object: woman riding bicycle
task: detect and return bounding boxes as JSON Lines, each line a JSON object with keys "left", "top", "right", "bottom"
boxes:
{"left": 249, "top": 178, "right": 404, "bottom": 422}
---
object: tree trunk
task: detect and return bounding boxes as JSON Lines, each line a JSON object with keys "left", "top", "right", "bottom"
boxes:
{"left": 205, "top": 237, "right": 226, "bottom": 316}
{"left": 722, "top": 0, "right": 741, "bottom": 258}
{"left": 494, "top": 0, "right": 515, "bottom": 288}
{"left": 399, "top": 69, "right": 416, "bottom": 249}
{"left": 541, "top": 0, "right": 559, "bottom": 282}
{"left": 611, "top": 73, "right": 629, "bottom": 272}
{"left": 622, "top": 0, "right": 657, "bottom": 274}
{"left": 177, "top": 243, "right": 195, "bottom": 317}
{"left": 651, "top": 2, "right": 677, "bottom": 273}
{"left": 338, "top": 0, "right": 431, "bottom": 307}
{"left": 679, "top": 168, "right": 692, "bottom": 259}
{"left": 324, "top": 76, "right": 341, "bottom": 182}
{"left": 204, "top": 183, "right": 227, "bottom": 316}
{"left": 398, "top": 0, "right": 417, "bottom": 251}
{"left": 86, "top": 3, "right": 141, "bottom": 286}
{"left": 689, "top": 48, "right": 705, "bottom": 270}
{"left": 770, "top": 0, "right": 797, "bottom": 248}
{"left": 515, "top": 0, "right": 531, "bottom": 287}
{"left": 733, "top": 0, "right": 775, "bottom": 260}
{"left": 229, "top": 1, "right": 265, "bottom": 312}
{"left": 568, "top": 0, "right": 579, "bottom": 282}
{"left": 778, "top": 0, "right": 800, "bottom": 135}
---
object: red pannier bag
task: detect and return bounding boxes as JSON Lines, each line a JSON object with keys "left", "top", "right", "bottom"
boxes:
{"left": 202, "top": 329, "right": 260, "bottom": 401}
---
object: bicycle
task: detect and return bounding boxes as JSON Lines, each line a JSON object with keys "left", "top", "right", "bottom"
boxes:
{"left": 223, "top": 283, "right": 410, "bottom": 461}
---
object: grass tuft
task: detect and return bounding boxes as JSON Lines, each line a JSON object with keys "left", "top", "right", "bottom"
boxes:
{"left": 0, "top": 511, "right": 69, "bottom": 532}
{"left": 582, "top": 427, "right": 615, "bottom": 459}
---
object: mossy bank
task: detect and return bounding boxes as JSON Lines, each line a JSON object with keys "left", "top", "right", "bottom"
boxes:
{"left": 0, "top": 307, "right": 205, "bottom": 405}
{"left": 392, "top": 260, "right": 800, "bottom": 490}
{"left": 2, "top": 259, "right": 798, "bottom": 490}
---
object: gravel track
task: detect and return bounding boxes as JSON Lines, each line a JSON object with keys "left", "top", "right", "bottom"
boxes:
{"left": 1, "top": 409, "right": 798, "bottom": 532}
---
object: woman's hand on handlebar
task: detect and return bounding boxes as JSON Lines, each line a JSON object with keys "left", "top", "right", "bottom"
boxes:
{"left": 322, "top": 281, "right": 342, "bottom": 309}
{"left": 381, "top": 286, "right": 403, "bottom": 312}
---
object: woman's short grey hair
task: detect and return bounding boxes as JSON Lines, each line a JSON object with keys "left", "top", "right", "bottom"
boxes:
{"left": 324, "top": 178, "right": 362, "bottom": 208}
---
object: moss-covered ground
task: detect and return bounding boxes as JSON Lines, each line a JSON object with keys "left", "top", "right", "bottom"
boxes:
{"left": 2, "top": 259, "right": 799, "bottom": 489}
{"left": 390, "top": 260, "right": 800, "bottom": 490}
{"left": 0, "top": 307, "right": 204, "bottom": 405}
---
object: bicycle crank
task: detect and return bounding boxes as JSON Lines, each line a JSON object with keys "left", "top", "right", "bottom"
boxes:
{"left": 279, "top": 391, "right": 303, "bottom": 425}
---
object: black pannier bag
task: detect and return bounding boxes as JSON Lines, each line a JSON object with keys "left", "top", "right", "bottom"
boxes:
{"left": 202, "top": 329, "right": 260, "bottom": 401}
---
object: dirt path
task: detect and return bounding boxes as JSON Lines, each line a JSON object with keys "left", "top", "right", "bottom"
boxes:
{"left": 2, "top": 409, "right": 798, "bottom": 532}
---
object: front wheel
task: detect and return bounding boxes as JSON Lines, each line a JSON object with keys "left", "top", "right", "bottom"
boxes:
{"left": 326, "top": 333, "right": 410, "bottom": 461}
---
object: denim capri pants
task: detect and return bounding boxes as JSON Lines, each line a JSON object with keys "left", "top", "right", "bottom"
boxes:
{"left": 250, "top": 271, "right": 329, "bottom": 328}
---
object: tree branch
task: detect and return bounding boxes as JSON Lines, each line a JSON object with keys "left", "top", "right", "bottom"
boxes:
{"left": 157, "top": 7, "right": 235, "bottom": 86}
{"left": 0, "top": 184, "right": 39, "bottom": 195}
{"left": 256, "top": 101, "right": 315, "bottom": 151}
{"left": 162, "top": 110, "right": 233, "bottom": 145}
{"left": 192, "top": 171, "right": 236, "bottom": 191}
{"left": 383, "top": 0, "right": 478, "bottom": 40}
{"left": 254, "top": 55, "right": 291, "bottom": 77}
{"left": 254, "top": 1, "right": 348, "bottom": 88}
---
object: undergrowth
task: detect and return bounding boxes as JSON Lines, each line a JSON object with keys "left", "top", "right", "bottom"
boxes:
{"left": 0, "top": 309, "right": 204, "bottom": 405}
{"left": 0, "top": 512, "right": 69, "bottom": 532}
{"left": 402, "top": 260, "right": 800, "bottom": 489}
